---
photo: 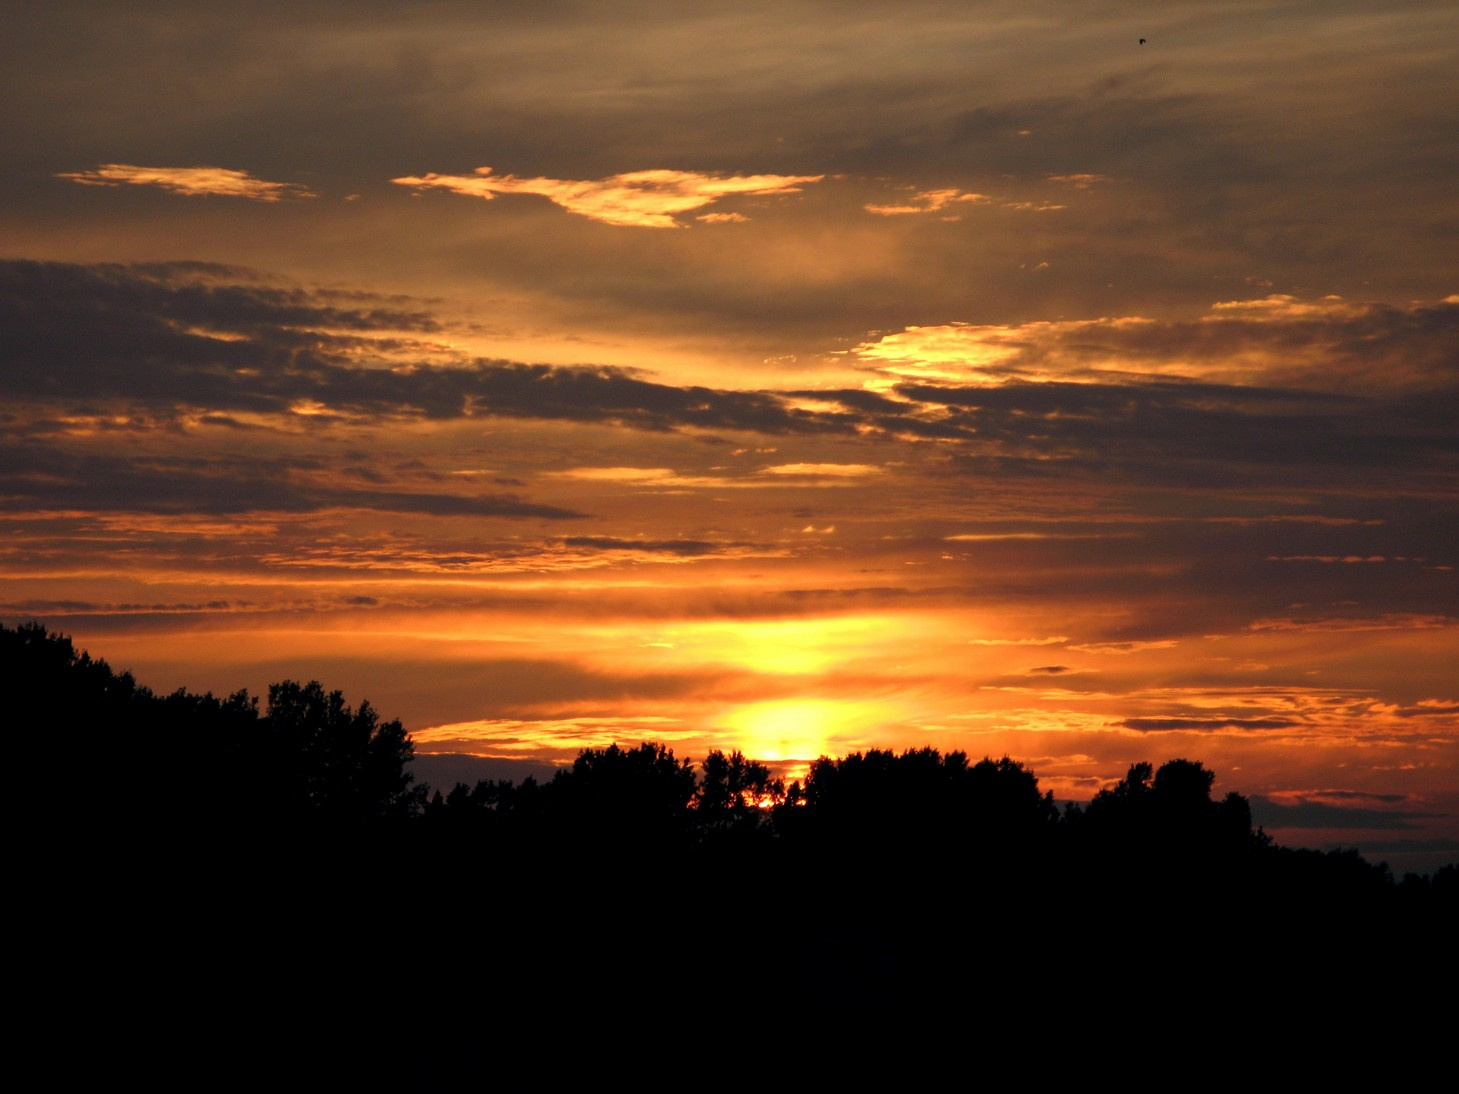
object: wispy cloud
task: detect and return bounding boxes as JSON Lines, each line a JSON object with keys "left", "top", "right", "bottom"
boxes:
{"left": 57, "top": 164, "right": 316, "bottom": 201}
{"left": 1122, "top": 716, "right": 1300, "bottom": 732}
{"left": 968, "top": 637, "right": 1069, "bottom": 647}
{"left": 542, "top": 463, "right": 880, "bottom": 490}
{"left": 413, "top": 715, "right": 697, "bottom": 760}
{"left": 863, "top": 185, "right": 1068, "bottom": 218}
{"left": 391, "top": 167, "right": 823, "bottom": 228}
{"left": 864, "top": 188, "right": 989, "bottom": 217}
{"left": 1045, "top": 173, "right": 1110, "bottom": 189}
{"left": 761, "top": 463, "right": 881, "bottom": 478}
{"left": 1069, "top": 640, "right": 1178, "bottom": 655}
{"left": 1246, "top": 613, "right": 1454, "bottom": 633}
{"left": 851, "top": 295, "right": 1459, "bottom": 393}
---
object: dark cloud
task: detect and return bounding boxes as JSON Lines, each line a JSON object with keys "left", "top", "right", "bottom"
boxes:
{"left": 921, "top": 374, "right": 1458, "bottom": 485}
{"left": 0, "top": 259, "right": 439, "bottom": 413}
{"left": 1248, "top": 794, "right": 1443, "bottom": 831}
{"left": 0, "top": 259, "right": 855, "bottom": 436}
{"left": 1028, "top": 299, "right": 1459, "bottom": 390}
{"left": 1121, "top": 717, "right": 1301, "bottom": 732}
{"left": 0, "top": 444, "right": 581, "bottom": 519}
{"left": 1, "top": 599, "right": 238, "bottom": 616}
{"left": 409, "top": 753, "right": 564, "bottom": 795}
{"left": 6, "top": 260, "right": 1456, "bottom": 496}
{"left": 787, "top": 388, "right": 908, "bottom": 415}
{"left": 439, "top": 363, "right": 848, "bottom": 435}
{"left": 1329, "top": 836, "right": 1459, "bottom": 862}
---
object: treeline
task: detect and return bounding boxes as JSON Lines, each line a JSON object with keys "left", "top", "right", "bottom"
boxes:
{"left": 7, "top": 619, "right": 1454, "bottom": 899}
{"left": 5, "top": 621, "right": 421, "bottom": 834}
{"left": 9, "top": 620, "right": 1454, "bottom": 1084}
{"left": 419, "top": 740, "right": 1459, "bottom": 912}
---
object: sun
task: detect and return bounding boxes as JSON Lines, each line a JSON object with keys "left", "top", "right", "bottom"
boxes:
{"left": 719, "top": 697, "right": 878, "bottom": 765}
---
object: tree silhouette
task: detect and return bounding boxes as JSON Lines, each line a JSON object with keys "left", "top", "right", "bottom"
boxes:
{"left": 797, "top": 747, "right": 1056, "bottom": 849}
{"left": 695, "top": 748, "right": 784, "bottom": 827}
{"left": 1071, "top": 757, "right": 1273, "bottom": 913}
{"left": 544, "top": 741, "right": 697, "bottom": 842}
{"left": 263, "top": 679, "right": 422, "bottom": 822}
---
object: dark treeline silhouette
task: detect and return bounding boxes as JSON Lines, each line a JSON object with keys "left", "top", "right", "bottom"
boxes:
{"left": 8, "top": 621, "right": 1455, "bottom": 1084}
{"left": 6, "top": 622, "right": 422, "bottom": 838}
{"left": 15, "top": 620, "right": 1450, "bottom": 888}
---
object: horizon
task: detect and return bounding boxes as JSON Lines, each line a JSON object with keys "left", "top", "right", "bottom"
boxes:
{"left": 3, "top": 2, "right": 1456, "bottom": 876}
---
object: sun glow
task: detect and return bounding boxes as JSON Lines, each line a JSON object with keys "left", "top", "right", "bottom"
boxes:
{"left": 714, "top": 691, "right": 921, "bottom": 768}
{"left": 674, "top": 614, "right": 933, "bottom": 677}
{"left": 720, "top": 698, "right": 855, "bottom": 764}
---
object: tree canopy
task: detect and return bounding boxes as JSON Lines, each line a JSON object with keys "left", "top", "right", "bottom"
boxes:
{"left": 264, "top": 679, "right": 421, "bottom": 822}
{"left": 8, "top": 619, "right": 1454, "bottom": 910}
{"left": 3, "top": 621, "right": 420, "bottom": 831}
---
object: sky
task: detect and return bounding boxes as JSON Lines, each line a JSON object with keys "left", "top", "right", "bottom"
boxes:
{"left": 4, "top": 1, "right": 1457, "bottom": 872}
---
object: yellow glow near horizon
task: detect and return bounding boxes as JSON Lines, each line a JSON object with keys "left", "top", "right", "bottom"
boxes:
{"left": 720, "top": 698, "right": 856, "bottom": 763}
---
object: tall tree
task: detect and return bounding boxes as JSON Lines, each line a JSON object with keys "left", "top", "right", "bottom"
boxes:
{"left": 545, "top": 742, "right": 697, "bottom": 841}
{"left": 696, "top": 748, "right": 783, "bottom": 825}
{"left": 263, "top": 679, "right": 422, "bottom": 822}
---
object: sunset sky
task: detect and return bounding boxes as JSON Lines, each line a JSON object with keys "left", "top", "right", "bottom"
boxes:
{"left": 4, "top": 1, "right": 1456, "bottom": 872}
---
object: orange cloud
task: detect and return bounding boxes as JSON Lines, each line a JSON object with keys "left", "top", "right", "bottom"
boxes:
{"left": 850, "top": 295, "right": 1459, "bottom": 390}
{"left": 1067, "top": 640, "right": 1179, "bottom": 655}
{"left": 413, "top": 715, "right": 691, "bottom": 758}
{"left": 862, "top": 186, "right": 1070, "bottom": 218}
{"left": 1045, "top": 173, "right": 1111, "bottom": 189}
{"left": 968, "top": 637, "right": 1070, "bottom": 646}
{"left": 546, "top": 463, "right": 882, "bottom": 489}
{"left": 850, "top": 320, "right": 1051, "bottom": 384}
{"left": 864, "top": 188, "right": 990, "bottom": 216}
{"left": 391, "top": 167, "right": 823, "bottom": 228}
{"left": 761, "top": 462, "right": 881, "bottom": 478}
{"left": 57, "top": 164, "right": 316, "bottom": 201}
